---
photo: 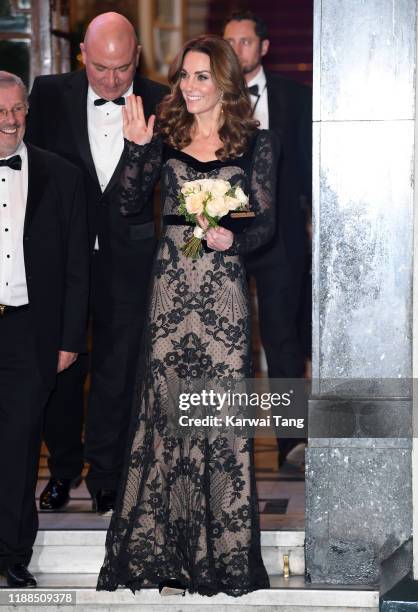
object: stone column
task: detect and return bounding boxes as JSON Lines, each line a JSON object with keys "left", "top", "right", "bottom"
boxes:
{"left": 306, "top": 0, "right": 415, "bottom": 586}
{"left": 30, "top": 1, "right": 52, "bottom": 83}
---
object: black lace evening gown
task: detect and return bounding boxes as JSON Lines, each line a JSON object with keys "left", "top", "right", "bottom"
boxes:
{"left": 97, "top": 129, "right": 277, "bottom": 596}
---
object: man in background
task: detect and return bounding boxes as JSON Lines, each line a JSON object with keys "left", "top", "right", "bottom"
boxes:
{"left": 0, "top": 71, "right": 88, "bottom": 587}
{"left": 26, "top": 12, "right": 168, "bottom": 513}
{"left": 223, "top": 11, "right": 312, "bottom": 466}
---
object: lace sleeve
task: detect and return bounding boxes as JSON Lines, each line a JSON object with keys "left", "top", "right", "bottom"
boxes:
{"left": 119, "top": 135, "right": 164, "bottom": 216}
{"left": 229, "top": 129, "right": 279, "bottom": 255}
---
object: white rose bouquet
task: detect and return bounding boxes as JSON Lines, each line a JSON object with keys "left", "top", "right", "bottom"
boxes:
{"left": 178, "top": 178, "right": 249, "bottom": 258}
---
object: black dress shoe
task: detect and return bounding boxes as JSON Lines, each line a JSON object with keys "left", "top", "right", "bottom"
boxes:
{"left": 6, "top": 564, "right": 37, "bottom": 588}
{"left": 92, "top": 489, "right": 116, "bottom": 514}
{"left": 39, "top": 476, "right": 82, "bottom": 511}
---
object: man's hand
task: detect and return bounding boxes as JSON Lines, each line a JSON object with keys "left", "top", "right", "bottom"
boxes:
{"left": 57, "top": 350, "right": 78, "bottom": 373}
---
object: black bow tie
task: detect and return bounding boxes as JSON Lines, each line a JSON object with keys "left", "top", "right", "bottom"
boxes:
{"left": 248, "top": 84, "right": 259, "bottom": 97}
{"left": 94, "top": 97, "right": 126, "bottom": 107}
{"left": 0, "top": 155, "right": 22, "bottom": 170}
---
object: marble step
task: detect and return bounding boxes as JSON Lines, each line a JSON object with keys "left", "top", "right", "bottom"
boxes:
{"left": 32, "top": 530, "right": 305, "bottom": 577}
{"left": 0, "top": 574, "right": 379, "bottom": 611}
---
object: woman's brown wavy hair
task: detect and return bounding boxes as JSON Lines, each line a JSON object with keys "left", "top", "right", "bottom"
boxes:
{"left": 156, "top": 35, "right": 258, "bottom": 160}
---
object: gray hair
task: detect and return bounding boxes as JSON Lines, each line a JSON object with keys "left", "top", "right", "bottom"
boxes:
{"left": 0, "top": 71, "right": 28, "bottom": 102}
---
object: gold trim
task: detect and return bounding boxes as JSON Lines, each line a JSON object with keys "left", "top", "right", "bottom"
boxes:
{"left": 283, "top": 554, "right": 290, "bottom": 579}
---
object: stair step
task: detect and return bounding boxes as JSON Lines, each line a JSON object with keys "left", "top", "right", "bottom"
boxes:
{"left": 32, "top": 530, "right": 305, "bottom": 576}
{"left": 0, "top": 574, "right": 379, "bottom": 611}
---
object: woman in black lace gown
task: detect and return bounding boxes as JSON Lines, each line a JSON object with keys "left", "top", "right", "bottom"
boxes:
{"left": 97, "top": 35, "right": 277, "bottom": 597}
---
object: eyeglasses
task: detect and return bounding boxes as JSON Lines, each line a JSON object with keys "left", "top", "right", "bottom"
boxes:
{"left": 0, "top": 105, "right": 28, "bottom": 120}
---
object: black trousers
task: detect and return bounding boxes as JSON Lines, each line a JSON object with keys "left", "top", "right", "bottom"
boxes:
{"left": 83, "top": 298, "right": 144, "bottom": 495}
{"left": 248, "top": 250, "right": 306, "bottom": 379}
{"left": 43, "top": 252, "right": 146, "bottom": 495}
{"left": 0, "top": 309, "right": 50, "bottom": 570}
{"left": 43, "top": 354, "right": 87, "bottom": 480}
{"left": 247, "top": 241, "right": 307, "bottom": 461}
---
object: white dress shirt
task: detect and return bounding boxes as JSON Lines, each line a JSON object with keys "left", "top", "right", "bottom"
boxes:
{"left": 87, "top": 83, "right": 133, "bottom": 249}
{"left": 248, "top": 67, "right": 269, "bottom": 129}
{"left": 0, "top": 141, "right": 29, "bottom": 306}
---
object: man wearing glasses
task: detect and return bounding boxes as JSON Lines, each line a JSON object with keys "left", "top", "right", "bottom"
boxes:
{"left": 0, "top": 71, "right": 88, "bottom": 587}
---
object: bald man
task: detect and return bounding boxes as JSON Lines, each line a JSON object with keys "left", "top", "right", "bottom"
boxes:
{"left": 26, "top": 13, "right": 169, "bottom": 513}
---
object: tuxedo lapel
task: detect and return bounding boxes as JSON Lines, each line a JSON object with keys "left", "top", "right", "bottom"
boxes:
{"left": 266, "top": 72, "right": 284, "bottom": 137}
{"left": 24, "top": 145, "right": 49, "bottom": 232}
{"left": 63, "top": 70, "right": 98, "bottom": 185}
{"left": 103, "top": 148, "right": 126, "bottom": 196}
{"left": 134, "top": 74, "right": 153, "bottom": 120}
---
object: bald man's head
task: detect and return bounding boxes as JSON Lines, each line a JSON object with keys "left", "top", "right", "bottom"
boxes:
{"left": 80, "top": 12, "right": 140, "bottom": 100}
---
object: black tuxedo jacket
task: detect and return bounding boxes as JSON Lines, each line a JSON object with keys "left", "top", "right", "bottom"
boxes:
{"left": 25, "top": 70, "right": 169, "bottom": 304}
{"left": 24, "top": 143, "right": 89, "bottom": 388}
{"left": 246, "top": 71, "right": 312, "bottom": 276}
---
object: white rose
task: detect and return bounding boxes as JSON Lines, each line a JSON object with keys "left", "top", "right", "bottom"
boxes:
{"left": 185, "top": 191, "right": 206, "bottom": 214}
{"left": 181, "top": 180, "right": 198, "bottom": 195}
{"left": 225, "top": 195, "right": 241, "bottom": 211}
{"left": 211, "top": 179, "right": 231, "bottom": 197}
{"left": 198, "top": 178, "right": 214, "bottom": 192}
{"left": 193, "top": 226, "right": 205, "bottom": 239}
{"left": 206, "top": 195, "right": 229, "bottom": 218}
{"left": 234, "top": 186, "right": 249, "bottom": 206}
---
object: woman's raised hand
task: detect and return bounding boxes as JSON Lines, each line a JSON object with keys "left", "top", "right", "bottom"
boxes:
{"left": 122, "top": 94, "right": 155, "bottom": 145}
